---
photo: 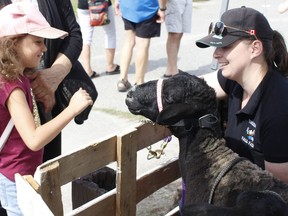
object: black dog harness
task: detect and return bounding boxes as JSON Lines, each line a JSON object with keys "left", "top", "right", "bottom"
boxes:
{"left": 172, "top": 114, "right": 219, "bottom": 130}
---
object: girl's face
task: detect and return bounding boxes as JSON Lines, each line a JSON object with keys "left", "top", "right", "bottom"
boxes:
{"left": 16, "top": 35, "right": 47, "bottom": 69}
{"left": 213, "top": 39, "right": 253, "bottom": 82}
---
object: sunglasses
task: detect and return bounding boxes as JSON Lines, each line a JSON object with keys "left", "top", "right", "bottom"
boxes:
{"left": 208, "top": 21, "right": 258, "bottom": 40}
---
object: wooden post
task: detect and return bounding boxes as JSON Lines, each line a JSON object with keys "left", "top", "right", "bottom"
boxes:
{"left": 116, "top": 128, "right": 138, "bottom": 216}
{"left": 38, "top": 161, "right": 63, "bottom": 216}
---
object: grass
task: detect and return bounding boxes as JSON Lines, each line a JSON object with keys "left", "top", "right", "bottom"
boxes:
{"left": 93, "top": 107, "right": 146, "bottom": 122}
{"left": 70, "top": 0, "right": 77, "bottom": 13}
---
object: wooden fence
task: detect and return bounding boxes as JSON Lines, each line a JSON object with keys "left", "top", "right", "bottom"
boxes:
{"left": 15, "top": 122, "right": 181, "bottom": 216}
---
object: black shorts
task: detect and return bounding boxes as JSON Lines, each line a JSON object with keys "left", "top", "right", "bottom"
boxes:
{"left": 122, "top": 13, "right": 161, "bottom": 38}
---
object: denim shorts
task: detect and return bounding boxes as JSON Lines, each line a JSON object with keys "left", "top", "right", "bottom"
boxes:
{"left": 0, "top": 173, "right": 22, "bottom": 216}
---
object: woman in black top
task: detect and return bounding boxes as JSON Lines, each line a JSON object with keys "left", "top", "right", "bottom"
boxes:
{"left": 196, "top": 7, "right": 288, "bottom": 183}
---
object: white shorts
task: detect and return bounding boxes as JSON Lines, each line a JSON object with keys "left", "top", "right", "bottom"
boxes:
{"left": 165, "top": 0, "right": 192, "bottom": 33}
{"left": 77, "top": 6, "right": 116, "bottom": 48}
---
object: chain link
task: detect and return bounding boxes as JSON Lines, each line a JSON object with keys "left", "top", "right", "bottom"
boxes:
{"left": 147, "top": 136, "right": 172, "bottom": 160}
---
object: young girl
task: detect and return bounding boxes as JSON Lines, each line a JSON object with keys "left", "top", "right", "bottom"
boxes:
{"left": 0, "top": 2, "right": 93, "bottom": 215}
{"left": 196, "top": 7, "right": 288, "bottom": 183}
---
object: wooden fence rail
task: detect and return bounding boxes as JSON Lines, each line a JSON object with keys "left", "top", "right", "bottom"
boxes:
{"left": 15, "top": 122, "right": 181, "bottom": 216}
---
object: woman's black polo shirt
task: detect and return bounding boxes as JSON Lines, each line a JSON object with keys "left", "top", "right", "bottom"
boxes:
{"left": 218, "top": 68, "right": 288, "bottom": 169}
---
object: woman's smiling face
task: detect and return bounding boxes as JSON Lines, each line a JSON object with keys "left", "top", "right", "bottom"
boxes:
{"left": 213, "top": 39, "right": 253, "bottom": 82}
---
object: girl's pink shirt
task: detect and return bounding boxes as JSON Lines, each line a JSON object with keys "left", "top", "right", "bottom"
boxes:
{"left": 0, "top": 76, "right": 43, "bottom": 182}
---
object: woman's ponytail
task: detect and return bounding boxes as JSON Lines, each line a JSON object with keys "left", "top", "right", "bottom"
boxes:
{"left": 265, "top": 30, "right": 288, "bottom": 76}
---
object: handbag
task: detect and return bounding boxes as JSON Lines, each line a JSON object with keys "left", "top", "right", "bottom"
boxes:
{"left": 0, "top": 119, "right": 14, "bottom": 152}
{"left": 58, "top": 61, "right": 98, "bottom": 125}
{"left": 88, "top": 0, "right": 110, "bottom": 26}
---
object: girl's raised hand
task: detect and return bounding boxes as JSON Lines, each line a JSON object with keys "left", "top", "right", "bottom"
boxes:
{"left": 68, "top": 88, "right": 93, "bottom": 116}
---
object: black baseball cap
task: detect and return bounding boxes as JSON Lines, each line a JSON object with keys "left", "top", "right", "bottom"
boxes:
{"left": 196, "top": 6, "right": 274, "bottom": 48}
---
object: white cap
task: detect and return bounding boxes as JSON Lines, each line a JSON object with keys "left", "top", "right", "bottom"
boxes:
{"left": 0, "top": 2, "right": 68, "bottom": 39}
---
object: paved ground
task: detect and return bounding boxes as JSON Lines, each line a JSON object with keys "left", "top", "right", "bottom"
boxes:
{"left": 60, "top": 0, "right": 288, "bottom": 213}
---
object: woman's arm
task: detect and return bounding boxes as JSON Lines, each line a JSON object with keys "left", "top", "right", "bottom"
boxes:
{"left": 265, "top": 161, "right": 288, "bottom": 183}
{"left": 28, "top": 0, "right": 82, "bottom": 113}
{"left": 201, "top": 71, "right": 227, "bottom": 100}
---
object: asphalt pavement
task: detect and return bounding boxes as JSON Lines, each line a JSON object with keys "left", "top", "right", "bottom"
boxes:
{"left": 61, "top": 0, "right": 288, "bottom": 213}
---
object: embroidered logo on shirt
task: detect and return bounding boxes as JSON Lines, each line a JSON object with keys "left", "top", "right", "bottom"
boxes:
{"left": 241, "top": 120, "right": 256, "bottom": 148}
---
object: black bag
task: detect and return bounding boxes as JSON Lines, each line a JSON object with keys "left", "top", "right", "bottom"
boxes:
{"left": 58, "top": 61, "right": 98, "bottom": 124}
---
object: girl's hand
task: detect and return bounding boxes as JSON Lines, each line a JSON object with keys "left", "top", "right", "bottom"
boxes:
{"left": 68, "top": 88, "right": 93, "bottom": 116}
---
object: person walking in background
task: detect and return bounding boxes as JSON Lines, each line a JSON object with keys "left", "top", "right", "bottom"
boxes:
{"left": 115, "top": 0, "right": 167, "bottom": 92}
{"left": 77, "top": 0, "right": 120, "bottom": 78}
{"left": 0, "top": 3, "right": 93, "bottom": 215}
{"left": 162, "top": 0, "right": 192, "bottom": 78}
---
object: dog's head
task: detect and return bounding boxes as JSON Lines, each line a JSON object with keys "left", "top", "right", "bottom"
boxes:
{"left": 126, "top": 72, "right": 218, "bottom": 129}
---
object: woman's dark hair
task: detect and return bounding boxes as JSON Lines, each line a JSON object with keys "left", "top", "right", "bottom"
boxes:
{"left": 263, "top": 30, "right": 288, "bottom": 76}
{"left": 0, "top": 0, "right": 11, "bottom": 10}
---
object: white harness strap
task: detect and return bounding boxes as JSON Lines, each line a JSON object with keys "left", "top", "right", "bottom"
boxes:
{"left": 156, "top": 79, "right": 164, "bottom": 112}
{"left": 0, "top": 119, "right": 14, "bottom": 152}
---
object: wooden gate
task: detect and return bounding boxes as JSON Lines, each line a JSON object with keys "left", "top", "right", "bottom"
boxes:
{"left": 15, "top": 122, "right": 181, "bottom": 216}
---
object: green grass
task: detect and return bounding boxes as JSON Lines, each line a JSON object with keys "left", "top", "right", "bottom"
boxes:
{"left": 71, "top": 0, "right": 77, "bottom": 13}
{"left": 93, "top": 107, "right": 146, "bottom": 122}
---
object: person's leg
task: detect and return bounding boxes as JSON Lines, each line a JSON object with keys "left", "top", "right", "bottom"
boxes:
{"left": 80, "top": 44, "right": 94, "bottom": 76}
{"left": 105, "top": 48, "right": 117, "bottom": 72}
{"left": 118, "top": 29, "right": 135, "bottom": 84}
{"left": 166, "top": 32, "right": 183, "bottom": 76}
{"left": 77, "top": 8, "right": 96, "bottom": 77}
{"left": 132, "top": 13, "right": 161, "bottom": 84}
{"left": 0, "top": 173, "right": 22, "bottom": 216}
{"left": 134, "top": 37, "right": 151, "bottom": 85}
{"left": 103, "top": 6, "right": 119, "bottom": 73}
{"left": 117, "top": 17, "right": 137, "bottom": 92}
{"left": 164, "top": 0, "right": 192, "bottom": 77}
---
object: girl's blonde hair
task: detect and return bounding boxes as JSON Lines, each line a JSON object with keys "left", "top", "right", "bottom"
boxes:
{"left": 0, "top": 36, "right": 22, "bottom": 81}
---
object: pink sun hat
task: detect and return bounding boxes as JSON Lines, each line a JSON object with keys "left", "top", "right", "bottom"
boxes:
{"left": 0, "top": 2, "right": 68, "bottom": 39}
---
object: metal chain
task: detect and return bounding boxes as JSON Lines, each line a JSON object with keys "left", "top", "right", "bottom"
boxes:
{"left": 147, "top": 136, "right": 172, "bottom": 160}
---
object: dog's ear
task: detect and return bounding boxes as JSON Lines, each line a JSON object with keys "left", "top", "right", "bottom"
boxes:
{"left": 156, "top": 102, "right": 204, "bottom": 125}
